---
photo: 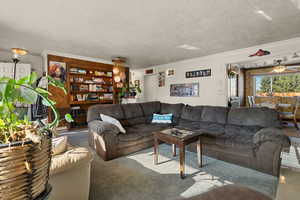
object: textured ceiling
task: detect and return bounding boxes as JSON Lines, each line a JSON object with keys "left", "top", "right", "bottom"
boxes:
{"left": 1, "top": 0, "right": 300, "bottom": 68}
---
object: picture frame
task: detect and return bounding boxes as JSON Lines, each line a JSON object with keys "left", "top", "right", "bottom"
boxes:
{"left": 166, "top": 69, "right": 175, "bottom": 77}
{"left": 186, "top": 69, "right": 211, "bottom": 78}
{"left": 170, "top": 83, "right": 199, "bottom": 97}
{"left": 49, "top": 61, "right": 67, "bottom": 83}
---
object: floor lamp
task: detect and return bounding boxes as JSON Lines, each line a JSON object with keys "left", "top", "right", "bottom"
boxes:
{"left": 11, "top": 48, "right": 28, "bottom": 79}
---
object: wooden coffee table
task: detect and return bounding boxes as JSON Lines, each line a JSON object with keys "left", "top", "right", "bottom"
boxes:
{"left": 153, "top": 127, "right": 203, "bottom": 179}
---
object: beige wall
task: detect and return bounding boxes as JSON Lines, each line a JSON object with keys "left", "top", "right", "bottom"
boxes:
{"left": 132, "top": 37, "right": 300, "bottom": 106}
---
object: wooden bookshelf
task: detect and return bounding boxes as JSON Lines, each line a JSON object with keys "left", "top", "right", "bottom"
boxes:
{"left": 47, "top": 54, "right": 129, "bottom": 130}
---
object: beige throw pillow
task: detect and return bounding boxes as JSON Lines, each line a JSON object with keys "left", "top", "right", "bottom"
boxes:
{"left": 100, "top": 114, "right": 126, "bottom": 134}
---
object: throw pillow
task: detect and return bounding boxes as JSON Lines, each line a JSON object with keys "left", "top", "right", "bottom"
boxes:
{"left": 151, "top": 113, "right": 173, "bottom": 123}
{"left": 100, "top": 114, "right": 126, "bottom": 134}
{"left": 52, "top": 136, "right": 68, "bottom": 155}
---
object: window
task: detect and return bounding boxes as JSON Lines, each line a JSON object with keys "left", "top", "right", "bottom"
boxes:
{"left": 254, "top": 73, "right": 300, "bottom": 97}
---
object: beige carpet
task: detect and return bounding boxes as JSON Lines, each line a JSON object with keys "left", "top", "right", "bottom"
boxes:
{"left": 63, "top": 130, "right": 278, "bottom": 200}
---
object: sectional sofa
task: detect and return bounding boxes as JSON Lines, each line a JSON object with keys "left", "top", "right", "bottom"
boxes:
{"left": 87, "top": 101, "right": 290, "bottom": 176}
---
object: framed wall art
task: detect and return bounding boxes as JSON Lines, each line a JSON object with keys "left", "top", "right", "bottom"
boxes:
{"left": 158, "top": 71, "right": 165, "bottom": 87}
{"left": 166, "top": 68, "right": 175, "bottom": 77}
{"left": 170, "top": 83, "right": 199, "bottom": 97}
{"left": 186, "top": 69, "right": 211, "bottom": 78}
{"left": 49, "top": 61, "right": 67, "bottom": 83}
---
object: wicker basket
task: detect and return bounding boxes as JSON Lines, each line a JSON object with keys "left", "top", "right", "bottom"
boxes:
{"left": 0, "top": 133, "right": 52, "bottom": 200}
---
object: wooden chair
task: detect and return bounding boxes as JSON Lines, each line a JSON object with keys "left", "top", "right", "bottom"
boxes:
{"left": 279, "top": 97, "right": 300, "bottom": 130}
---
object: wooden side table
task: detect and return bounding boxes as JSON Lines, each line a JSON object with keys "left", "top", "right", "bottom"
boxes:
{"left": 153, "top": 127, "right": 203, "bottom": 179}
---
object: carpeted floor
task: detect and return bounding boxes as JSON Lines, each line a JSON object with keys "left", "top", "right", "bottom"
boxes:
{"left": 62, "top": 129, "right": 278, "bottom": 200}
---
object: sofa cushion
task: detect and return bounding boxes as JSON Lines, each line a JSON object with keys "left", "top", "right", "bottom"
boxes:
{"left": 118, "top": 123, "right": 171, "bottom": 143}
{"left": 140, "top": 101, "right": 161, "bottom": 116}
{"left": 87, "top": 104, "right": 124, "bottom": 122}
{"left": 140, "top": 101, "right": 161, "bottom": 123}
{"left": 178, "top": 119, "right": 225, "bottom": 136}
{"left": 201, "top": 106, "right": 228, "bottom": 124}
{"left": 215, "top": 124, "right": 261, "bottom": 149}
{"left": 160, "top": 103, "right": 184, "bottom": 124}
{"left": 181, "top": 105, "right": 203, "bottom": 122}
{"left": 228, "top": 107, "right": 281, "bottom": 127}
{"left": 121, "top": 103, "right": 144, "bottom": 119}
{"left": 121, "top": 117, "right": 146, "bottom": 127}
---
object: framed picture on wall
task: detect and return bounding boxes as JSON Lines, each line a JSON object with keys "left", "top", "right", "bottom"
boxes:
{"left": 166, "top": 69, "right": 175, "bottom": 77}
{"left": 170, "top": 83, "right": 199, "bottom": 97}
{"left": 134, "top": 80, "right": 140, "bottom": 88}
{"left": 49, "top": 61, "right": 67, "bottom": 83}
{"left": 158, "top": 71, "right": 166, "bottom": 87}
{"left": 186, "top": 69, "right": 211, "bottom": 78}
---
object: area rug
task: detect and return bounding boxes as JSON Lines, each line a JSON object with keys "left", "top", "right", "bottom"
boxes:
{"left": 63, "top": 130, "right": 278, "bottom": 200}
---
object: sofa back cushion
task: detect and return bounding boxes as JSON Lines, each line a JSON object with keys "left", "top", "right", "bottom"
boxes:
{"left": 140, "top": 101, "right": 161, "bottom": 116}
{"left": 181, "top": 105, "right": 203, "bottom": 122}
{"left": 121, "top": 103, "right": 145, "bottom": 126}
{"left": 87, "top": 104, "right": 124, "bottom": 123}
{"left": 160, "top": 103, "right": 184, "bottom": 123}
{"left": 227, "top": 107, "right": 281, "bottom": 127}
{"left": 201, "top": 106, "right": 229, "bottom": 124}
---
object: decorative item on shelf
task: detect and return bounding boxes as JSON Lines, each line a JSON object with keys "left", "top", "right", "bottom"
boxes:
{"left": 112, "top": 56, "right": 128, "bottom": 89}
{"left": 170, "top": 83, "right": 199, "bottom": 97}
{"left": 249, "top": 49, "right": 271, "bottom": 57}
{"left": 107, "top": 71, "right": 113, "bottom": 77}
{"left": 166, "top": 69, "right": 175, "bottom": 77}
{"left": 114, "top": 75, "right": 121, "bottom": 83}
{"left": 186, "top": 69, "right": 211, "bottom": 78}
{"left": 11, "top": 48, "right": 28, "bottom": 80}
{"left": 0, "top": 72, "right": 73, "bottom": 199}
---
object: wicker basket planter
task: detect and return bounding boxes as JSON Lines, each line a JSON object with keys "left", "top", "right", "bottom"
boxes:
{"left": 0, "top": 132, "right": 52, "bottom": 200}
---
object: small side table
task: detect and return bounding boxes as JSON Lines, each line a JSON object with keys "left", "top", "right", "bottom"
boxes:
{"left": 153, "top": 127, "right": 203, "bottom": 179}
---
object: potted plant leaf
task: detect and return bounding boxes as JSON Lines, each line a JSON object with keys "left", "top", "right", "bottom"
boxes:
{"left": 118, "top": 82, "right": 142, "bottom": 103}
{"left": 0, "top": 72, "right": 73, "bottom": 199}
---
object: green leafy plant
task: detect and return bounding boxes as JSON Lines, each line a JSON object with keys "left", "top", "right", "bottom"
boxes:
{"left": 118, "top": 82, "right": 142, "bottom": 101}
{"left": 0, "top": 72, "right": 73, "bottom": 144}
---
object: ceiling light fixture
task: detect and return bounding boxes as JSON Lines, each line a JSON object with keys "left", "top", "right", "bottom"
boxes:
{"left": 273, "top": 60, "right": 286, "bottom": 73}
{"left": 178, "top": 44, "right": 199, "bottom": 50}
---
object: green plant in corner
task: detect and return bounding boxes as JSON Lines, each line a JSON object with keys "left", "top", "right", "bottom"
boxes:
{"left": 118, "top": 82, "right": 142, "bottom": 103}
{"left": 0, "top": 72, "right": 73, "bottom": 144}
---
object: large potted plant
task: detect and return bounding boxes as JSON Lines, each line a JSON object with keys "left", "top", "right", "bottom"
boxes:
{"left": 118, "top": 82, "right": 142, "bottom": 104}
{"left": 0, "top": 72, "right": 72, "bottom": 199}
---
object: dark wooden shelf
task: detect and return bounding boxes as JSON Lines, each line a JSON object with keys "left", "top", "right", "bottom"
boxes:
{"left": 69, "top": 73, "right": 113, "bottom": 78}
{"left": 71, "top": 82, "right": 113, "bottom": 86}
{"left": 71, "top": 91, "right": 113, "bottom": 94}
{"left": 70, "top": 100, "right": 114, "bottom": 105}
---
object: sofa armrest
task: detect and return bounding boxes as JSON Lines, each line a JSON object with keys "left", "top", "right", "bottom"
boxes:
{"left": 88, "top": 120, "right": 120, "bottom": 160}
{"left": 88, "top": 120, "right": 120, "bottom": 135}
{"left": 252, "top": 127, "right": 290, "bottom": 176}
{"left": 253, "top": 127, "right": 290, "bottom": 148}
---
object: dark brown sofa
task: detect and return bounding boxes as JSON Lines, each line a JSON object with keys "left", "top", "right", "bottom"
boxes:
{"left": 87, "top": 101, "right": 290, "bottom": 176}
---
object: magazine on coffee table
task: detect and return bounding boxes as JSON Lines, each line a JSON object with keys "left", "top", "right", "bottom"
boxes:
{"left": 160, "top": 127, "right": 201, "bottom": 139}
